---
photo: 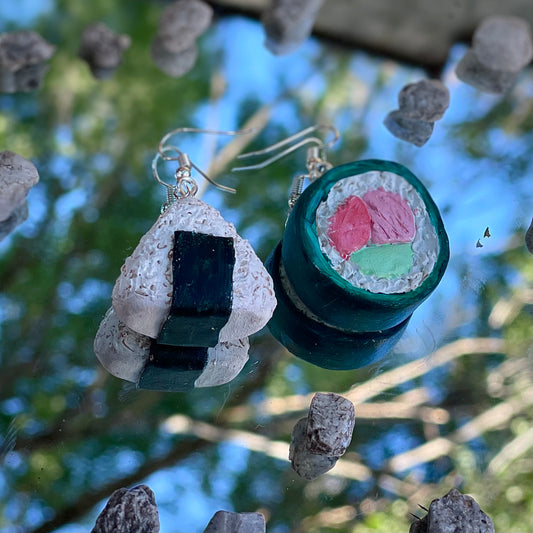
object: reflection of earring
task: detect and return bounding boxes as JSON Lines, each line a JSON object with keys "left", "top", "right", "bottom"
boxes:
{"left": 95, "top": 128, "right": 277, "bottom": 391}
{"left": 234, "top": 125, "right": 449, "bottom": 370}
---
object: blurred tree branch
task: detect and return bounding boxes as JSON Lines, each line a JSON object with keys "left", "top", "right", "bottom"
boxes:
{"left": 388, "top": 374, "right": 533, "bottom": 473}
{"left": 221, "top": 338, "right": 507, "bottom": 422}
{"left": 487, "top": 426, "right": 533, "bottom": 475}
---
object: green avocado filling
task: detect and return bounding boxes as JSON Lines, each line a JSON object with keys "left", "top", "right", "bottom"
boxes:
{"left": 350, "top": 243, "right": 413, "bottom": 278}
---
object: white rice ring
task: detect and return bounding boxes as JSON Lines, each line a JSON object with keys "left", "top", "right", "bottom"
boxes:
{"left": 315, "top": 170, "right": 439, "bottom": 294}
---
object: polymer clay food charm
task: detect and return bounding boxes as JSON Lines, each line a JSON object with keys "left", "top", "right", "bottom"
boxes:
{"left": 94, "top": 129, "right": 276, "bottom": 391}
{"left": 235, "top": 126, "right": 449, "bottom": 370}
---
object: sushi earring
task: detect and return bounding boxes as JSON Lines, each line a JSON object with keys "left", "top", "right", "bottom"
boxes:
{"left": 234, "top": 125, "right": 450, "bottom": 371}
{"left": 94, "top": 127, "right": 277, "bottom": 391}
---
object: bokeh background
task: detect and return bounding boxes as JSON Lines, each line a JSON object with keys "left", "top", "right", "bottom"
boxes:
{"left": 0, "top": 1, "right": 532, "bottom": 532}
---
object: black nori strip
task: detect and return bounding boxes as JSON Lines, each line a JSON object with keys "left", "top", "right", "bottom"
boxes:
{"left": 137, "top": 341, "right": 209, "bottom": 391}
{"left": 157, "top": 230, "right": 234, "bottom": 347}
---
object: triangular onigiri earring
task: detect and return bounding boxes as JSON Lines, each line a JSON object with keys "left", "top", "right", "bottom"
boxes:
{"left": 95, "top": 128, "right": 277, "bottom": 391}
{"left": 234, "top": 125, "right": 449, "bottom": 371}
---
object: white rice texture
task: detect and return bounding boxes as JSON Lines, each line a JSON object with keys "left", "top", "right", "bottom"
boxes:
{"left": 315, "top": 170, "right": 439, "bottom": 294}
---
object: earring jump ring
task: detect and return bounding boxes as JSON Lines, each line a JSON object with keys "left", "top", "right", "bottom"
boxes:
{"left": 152, "top": 146, "right": 187, "bottom": 190}
{"left": 176, "top": 177, "right": 198, "bottom": 199}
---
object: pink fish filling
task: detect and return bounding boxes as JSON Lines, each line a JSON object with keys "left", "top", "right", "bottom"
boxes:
{"left": 362, "top": 188, "right": 415, "bottom": 245}
{"left": 327, "top": 195, "right": 371, "bottom": 259}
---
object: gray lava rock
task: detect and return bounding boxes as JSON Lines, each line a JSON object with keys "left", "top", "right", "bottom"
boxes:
{"left": 384, "top": 110, "right": 434, "bottom": 147}
{"left": 156, "top": 0, "right": 213, "bottom": 54}
{"left": 79, "top": 23, "right": 131, "bottom": 79}
{"left": 203, "top": 510, "right": 265, "bottom": 533}
{"left": 0, "top": 200, "right": 28, "bottom": 242}
{"left": 427, "top": 489, "right": 494, "bottom": 533}
{"left": 289, "top": 417, "right": 338, "bottom": 480}
{"left": 455, "top": 49, "right": 519, "bottom": 94}
{"left": 526, "top": 217, "right": 533, "bottom": 254}
{"left": 398, "top": 80, "right": 450, "bottom": 122}
{"left": 0, "top": 151, "right": 39, "bottom": 222}
{"left": 0, "top": 30, "right": 55, "bottom": 92}
{"left": 306, "top": 393, "right": 355, "bottom": 456}
{"left": 262, "top": 0, "right": 323, "bottom": 55}
{"left": 92, "top": 485, "right": 160, "bottom": 533}
{"left": 13, "top": 62, "right": 51, "bottom": 92}
{"left": 473, "top": 16, "right": 533, "bottom": 72}
{"left": 0, "top": 31, "right": 54, "bottom": 71}
{"left": 409, "top": 514, "right": 428, "bottom": 533}
{"left": 150, "top": 37, "right": 198, "bottom": 77}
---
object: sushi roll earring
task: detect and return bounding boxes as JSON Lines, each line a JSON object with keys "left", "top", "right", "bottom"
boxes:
{"left": 234, "top": 125, "right": 449, "bottom": 370}
{"left": 94, "top": 127, "right": 277, "bottom": 391}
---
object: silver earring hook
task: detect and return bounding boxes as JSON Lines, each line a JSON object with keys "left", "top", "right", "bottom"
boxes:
{"left": 231, "top": 124, "right": 339, "bottom": 211}
{"left": 153, "top": 126, "right": 256, "bottom": 198}
{"left": 231, "top": 124, "right": 339, "bottom": 172}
